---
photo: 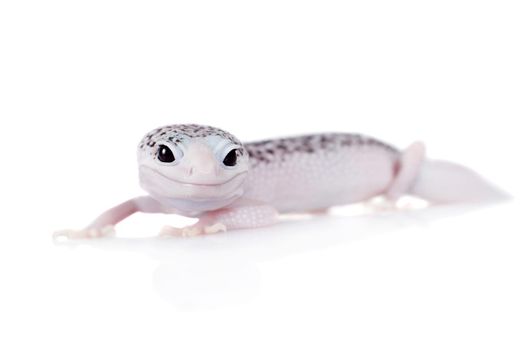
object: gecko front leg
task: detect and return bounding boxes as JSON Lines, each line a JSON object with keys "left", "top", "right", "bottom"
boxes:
{"left": 54, "top": 196, "right": 165, "bottom": 239}
{"left": 160, "top": 204, "right": 279, "bottom": 237}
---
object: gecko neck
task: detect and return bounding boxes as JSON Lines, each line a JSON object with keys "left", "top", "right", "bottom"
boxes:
{"left": 151, "top": 191, "right": 244, "bottom": 217}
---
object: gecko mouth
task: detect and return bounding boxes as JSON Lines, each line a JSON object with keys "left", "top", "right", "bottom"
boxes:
{"left": 139, "top": 166, "right": 247, "bottom": 199}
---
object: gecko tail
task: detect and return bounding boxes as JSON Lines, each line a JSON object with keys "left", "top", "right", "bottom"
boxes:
{"left": 386, "top": 142, "right": 510, "bottom": 204}
{"left": 409, "top": 159, "right": 510, "bottom": 204}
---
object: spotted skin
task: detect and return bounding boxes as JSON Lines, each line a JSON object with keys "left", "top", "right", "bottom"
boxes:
{"left": 139, "top": 124, "right": 243, "bottom": 149}
{"left": 139, "top": 126, "right": 396, "bottom": 167}
{"left": 244, "top": 133, "right": 398, "bottom": 166}
{"left": 241, "top": 133, "right": 402, "bottom": 213}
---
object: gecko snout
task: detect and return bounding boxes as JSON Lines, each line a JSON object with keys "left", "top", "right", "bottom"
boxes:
{"left": 188, "top": 164, "right": 217, "bottom": 176}
{"left": 185, "top": 143, "right": 219, "bottom": 177}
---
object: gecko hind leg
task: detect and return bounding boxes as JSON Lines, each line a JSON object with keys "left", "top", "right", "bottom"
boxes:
{"left": 385, "top": 141, "right": 426, "bottom": 201}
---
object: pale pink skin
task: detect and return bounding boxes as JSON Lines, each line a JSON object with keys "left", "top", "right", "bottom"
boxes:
{"left": 55, "top": 124, "right": 505, "bottom": 239}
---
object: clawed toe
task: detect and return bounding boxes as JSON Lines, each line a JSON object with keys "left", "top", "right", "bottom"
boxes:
{"left": 159, "top": 223, "right": 227, "bottom": 237}
{"left": 53, "top": 225, "right": 116, "bottom": 239}
{"left": 159, "top": 225, "right": 183, "bottom": 237}
{"left": 204, "top": 223, "right": 227, "bottom": 234}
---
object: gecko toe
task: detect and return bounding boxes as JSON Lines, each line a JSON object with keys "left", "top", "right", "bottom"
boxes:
{"left": 52, "top": 225, "right": 115, "bottom": 240}
{"left": 204, "top": 223, "right": 227, "bottom": 234}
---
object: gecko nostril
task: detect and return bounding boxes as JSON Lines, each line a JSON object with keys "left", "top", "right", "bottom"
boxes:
{"left": 188, "top": 165, "right": 216, "bottom": 176}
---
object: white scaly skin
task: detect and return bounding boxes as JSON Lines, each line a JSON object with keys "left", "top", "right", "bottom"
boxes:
{"left": 55, "top": 124, "right": 506, "bottom": 239}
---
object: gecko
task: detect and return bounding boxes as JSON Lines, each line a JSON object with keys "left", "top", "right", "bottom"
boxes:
{"left": 55, "top": 124, "right": 507, "bottom": 238}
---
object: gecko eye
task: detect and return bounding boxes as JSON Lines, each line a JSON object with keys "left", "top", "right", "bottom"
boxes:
{"left": 157, "top": 145, "right": 175, "bottom": 163}
{"left": 223, "top": 149, "right": 238, "bottom": 167}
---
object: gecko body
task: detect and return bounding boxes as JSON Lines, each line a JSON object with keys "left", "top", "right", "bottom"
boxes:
{"left": 243, "top": 134, "right": 400, "bottom": 213}
{"left": 56, "top": 124, "right": 506, "bottom": 238}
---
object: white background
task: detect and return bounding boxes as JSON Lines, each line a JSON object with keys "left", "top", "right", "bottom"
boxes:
{"left": 1, "top": 0, "right": 524, "bottom": 349}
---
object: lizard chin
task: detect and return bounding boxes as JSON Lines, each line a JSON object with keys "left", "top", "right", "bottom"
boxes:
{"left": 138, "top": 166, "right": 247, "bottom": 213}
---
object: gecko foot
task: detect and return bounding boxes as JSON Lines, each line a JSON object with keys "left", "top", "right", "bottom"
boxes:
{"left": 203, "top": 223, "right": 227, "bottom": 234}
{"left": 53, "top": 225, "right": 116, "bottom": 239}
{"left": 364, "top": 197, "right": 398, "bottom": 212}
{"left": 159, "top": 222, "right": 227, "bottom": 237}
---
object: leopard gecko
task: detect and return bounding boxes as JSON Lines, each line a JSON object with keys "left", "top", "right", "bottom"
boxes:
{"left": 55, "top": 124, "right": 507, "bottom": 238}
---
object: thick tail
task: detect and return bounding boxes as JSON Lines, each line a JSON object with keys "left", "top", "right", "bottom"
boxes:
{"left": 386, "top": 142, "right": 510, "bottom": 204}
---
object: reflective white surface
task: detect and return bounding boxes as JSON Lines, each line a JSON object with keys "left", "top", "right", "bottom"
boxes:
{"left": 1, "top": 201, "right": 524, "bottom": 349}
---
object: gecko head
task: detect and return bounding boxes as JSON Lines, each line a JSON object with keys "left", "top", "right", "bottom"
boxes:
{"left": 137, "top": 124, "right": 250, "bottom": 209}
